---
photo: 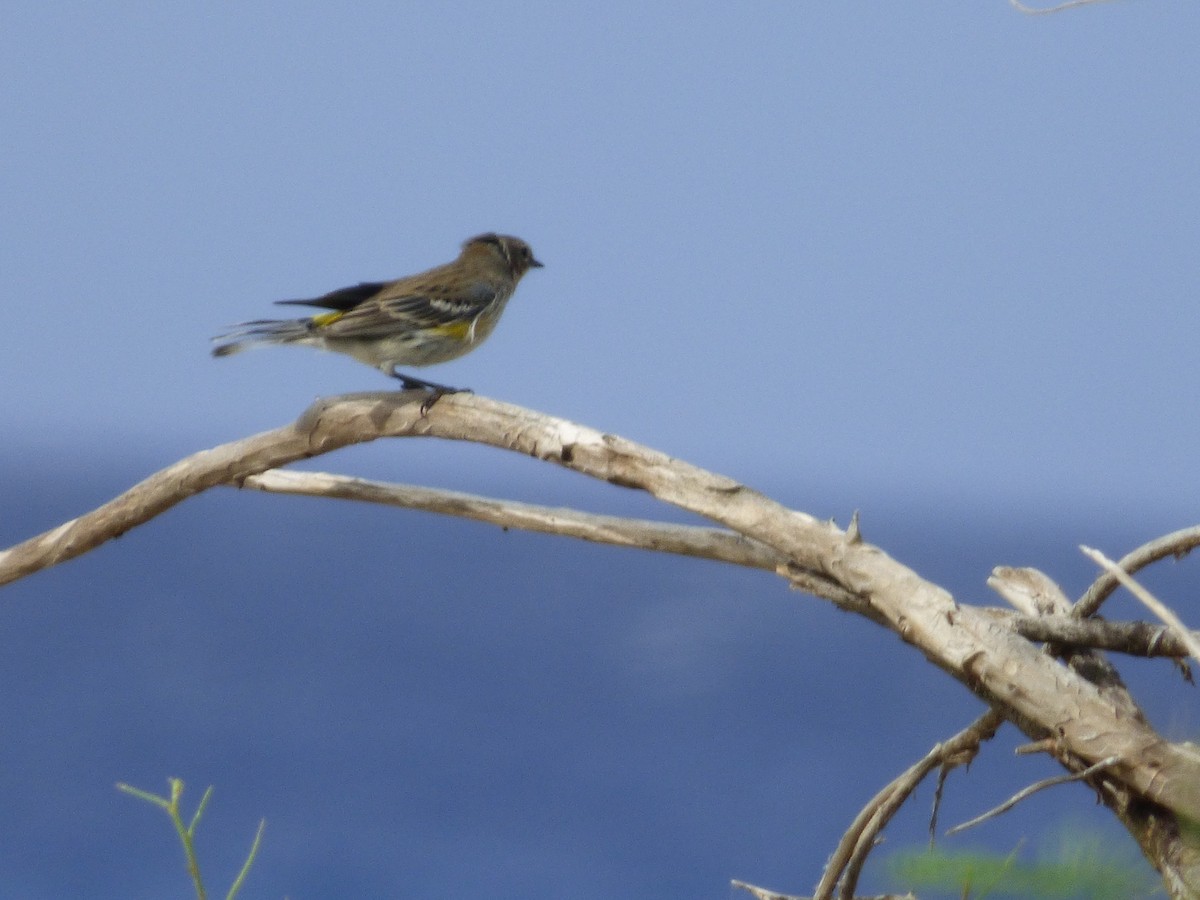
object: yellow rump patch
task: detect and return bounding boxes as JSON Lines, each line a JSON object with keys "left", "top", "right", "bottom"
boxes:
{"left": 311, "top": 311, "right": 345, "bottom": 328}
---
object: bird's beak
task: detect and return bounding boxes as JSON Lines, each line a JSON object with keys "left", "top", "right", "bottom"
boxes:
{"left": 530, "top": 256, "right": 544, "bottom": 268}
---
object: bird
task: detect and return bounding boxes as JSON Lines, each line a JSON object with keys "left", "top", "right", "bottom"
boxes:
{"left": 212, "top": 233, "right": 542, "bottom": 395}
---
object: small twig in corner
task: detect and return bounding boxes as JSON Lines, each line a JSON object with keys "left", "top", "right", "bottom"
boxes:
{"left": 946, "top": 755, "right": 1120, "bottom": 836}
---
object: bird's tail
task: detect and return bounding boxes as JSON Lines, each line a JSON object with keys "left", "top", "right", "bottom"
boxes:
{"left": 211, "top": 318, "right": 315, "bottom": 358}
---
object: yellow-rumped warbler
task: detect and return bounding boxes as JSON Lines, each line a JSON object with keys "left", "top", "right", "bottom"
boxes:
{"left": 212, "top": 233, "right": 542, "bottom": 393}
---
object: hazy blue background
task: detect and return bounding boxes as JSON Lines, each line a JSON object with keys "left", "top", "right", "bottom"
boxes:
{"left": 1, "top": 3, "right": 1196, "bottom": 897}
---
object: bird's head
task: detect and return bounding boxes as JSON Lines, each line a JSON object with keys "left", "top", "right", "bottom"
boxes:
{"left": 463, "top": 233, "right": 544, "bottom": 280}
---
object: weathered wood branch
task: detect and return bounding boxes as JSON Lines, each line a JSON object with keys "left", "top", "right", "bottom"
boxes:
{"left": 813, "top": 709, "right": 1004, "bottom": 900}
{"left": 240, "top": 469, "right": 785, "bottom": 572}
{"left": 3, "top": 390, "right": 1199, "bottom": 893}
{"left": 238, "top": 471, "right": 1200, "bottom": 664}
{"left": 1074, "top": 525, "right": 1200, "bottom": 618}
{"left": 1008, "top": 613, "right": 1195, "bottom": 659}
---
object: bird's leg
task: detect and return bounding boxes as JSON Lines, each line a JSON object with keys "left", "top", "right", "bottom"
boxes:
{"left": 389, "top": 370, "right": 471, "bottom": 414}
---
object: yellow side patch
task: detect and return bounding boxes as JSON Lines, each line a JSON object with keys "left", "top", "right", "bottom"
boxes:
{"left": 311, "top": 311, "right": 345, "bottom": 328}
{"left": 431, "top": 320, "right": 472, "bottom": 340}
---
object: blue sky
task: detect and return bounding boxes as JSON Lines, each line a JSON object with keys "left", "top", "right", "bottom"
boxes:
{"left": 4, "top": 3, "right": 1198, "bottom": 508}
{"left": 2, "top": 3, "right": 1197, "bottom": 897}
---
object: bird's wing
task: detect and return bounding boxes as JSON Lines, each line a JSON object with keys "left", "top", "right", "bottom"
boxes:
{"left": 317, "top": 281, "right": 502, "bottom": 339}
{"left": 274, "top": 281, "right": 392, "bottom": 311}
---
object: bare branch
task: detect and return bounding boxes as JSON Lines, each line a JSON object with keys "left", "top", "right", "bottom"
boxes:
{"left": 946, "top": 755, "right": 1120, "bottom": 836}
{"left": 240, "top": 469, "right": 784, "bottom": 572}
{"left": 1008, "top": 613, "right": 1191, "bottom": 660}
{"left": 989, "top": 564, "right": 1137, "bottom": 703}
{"left": 777, "top": 561, "right": 874, "bottom": 617}
{"left": 1081, "top": 546, "right": 1200, "bottom": 665}
{"left": 814, "top": 709, "right": 1004, "bottom": 900}
{"left": 1074, "top": 525, "right": 1200, "bottom": 618}
{"left": 0, "top": 414, "right": 310, "bottom": 587}
{"left": 984, "top": 565, "right": 1192, "bottom": 660}
{"left": 248, "top": 468, "right": 863, "bottom": 612}
{"left": 6, "top": 391, "right": 1200, "bottom": 861}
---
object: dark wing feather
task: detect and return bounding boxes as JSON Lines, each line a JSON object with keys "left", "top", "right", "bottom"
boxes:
{"left": 275, "top": 281, "right": 391, "bottom": 311}
{"left": 319, "top": 281, "right": 502, "bottom": 339}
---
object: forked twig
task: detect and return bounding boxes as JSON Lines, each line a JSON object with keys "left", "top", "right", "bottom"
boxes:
{"left": 1081, "top": 546, "right": 1200, "bottom": 665}
{"left": 1074, "top": 526, "right": 1200, "bottom": 618}
{"left": 812, "top": 709, "right": 1004, "bottom": 900}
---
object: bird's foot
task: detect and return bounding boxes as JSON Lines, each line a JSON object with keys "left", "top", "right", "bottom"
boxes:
{"left": 390, "top": 371, "right": 472, "bottom": 414}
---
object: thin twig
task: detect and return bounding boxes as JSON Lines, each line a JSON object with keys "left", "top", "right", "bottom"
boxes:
{"left": 946, "top": 755, "right": 1120, "bottom": 836}
{"left": 1074, "top": 526, "right": 1200, "bottom": 618}
{"left": 1081, "top": 546, "right": 1200, "bottom": 665}
{"left": 241, "top": 469, "right": 783, "bottom": 571}
{"left": 813, "top": 709, "right": 1004, "bottom": 900}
